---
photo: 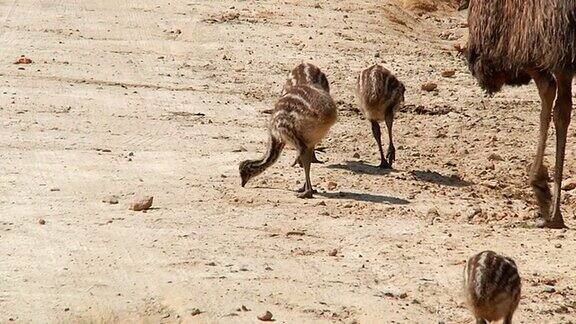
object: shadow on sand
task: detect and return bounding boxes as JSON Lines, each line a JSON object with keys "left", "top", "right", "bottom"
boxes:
{"left": 410, "top": 170, "right": 471, "bottom": 187}
{"left": 318, "top": 191, "right": 410, "bottom": 205}
{"left": 327, "top": 161, "right": 395, "bottom": 175}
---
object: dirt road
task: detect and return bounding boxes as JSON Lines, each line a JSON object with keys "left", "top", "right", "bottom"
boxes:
{"left": 1, "top": 0, "right": 575, "bottom": 323}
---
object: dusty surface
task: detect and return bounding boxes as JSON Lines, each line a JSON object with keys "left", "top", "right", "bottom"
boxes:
{"left": 1, "top": 0, "right": 575, "bottom": 323}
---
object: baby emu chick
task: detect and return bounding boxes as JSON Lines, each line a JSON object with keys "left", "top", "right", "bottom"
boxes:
{"left": 464, "top": 251, "right": 521, "bottom": 324}
{"left": 239, "top": 84, "right": 337, "bottom": 198}
{"left": 356, "top": 65, "right": 405, "bottom": 168}
{"left": 283, "top": 63, "right": 331, "bottom": 165}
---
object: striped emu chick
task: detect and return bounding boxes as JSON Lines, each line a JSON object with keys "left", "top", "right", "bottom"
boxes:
{"left": 464, "top": 251, "right": 521, "bottom": 324}
{"left": 356, "top": 65, "right": 405, "bottom": 168}
{"left": 283, "top": 63, "right": 331, "bottom": 165}
{"left": 239, "top": 85, "right": 337, "bottom": 198}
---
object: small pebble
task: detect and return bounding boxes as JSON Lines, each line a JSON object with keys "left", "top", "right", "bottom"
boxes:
{"left": 257, "top": 311, "right": 274, "bottom": 321}
{"left": 102, "top": 195, "right": 119, "bottom": 204}
{"left": 327, "top": 181, "right": 338, "bottom": 191}
{"left": 421, "top": 82, "right": 437, "bottom": 92}
{"left": 441, "top": 70, "right": 455, "bottom": 77}
{"left": 543, "top": 286, "right": 556, "bottom": 293}
{"left": 129, "top": 196, "right": 153, "bottom": 211}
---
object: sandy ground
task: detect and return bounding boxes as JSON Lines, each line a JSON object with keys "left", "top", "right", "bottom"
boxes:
{"left": 1, "top": 0, "right": 575, "bottom": 323}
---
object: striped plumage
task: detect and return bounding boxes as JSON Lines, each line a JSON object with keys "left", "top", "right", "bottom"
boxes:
{"left": 240, "top": 84, "right": 337, "bottom": 198}
{"left": 283, "top": 63, "right": 330, "bottom": 95}
{"left": 283, "top": 63, "right": 331, "bottom": 166}
{"left": 356, "top": 65, "right": 405, "bottom": 168}
{"left": 463, "top": 251, "right": 521, "bottom": 324}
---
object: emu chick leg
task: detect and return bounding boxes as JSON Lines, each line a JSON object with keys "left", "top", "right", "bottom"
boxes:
{"left": 385, "top": 112, "right": 395, "bottom": 167}
{"left": 297, "top": 148, "right": 315, "bottom": 199}
{"left": 371, "top": 120, "right": 390, "bottom": 169}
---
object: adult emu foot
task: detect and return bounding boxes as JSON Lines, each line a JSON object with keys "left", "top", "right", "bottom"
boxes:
{"left": 533, "top": 213, "right": 567, "bottom": 229}
{"left": 297, "top": 190, "right": 314, "bottom": 199}
{"left": 386, "top": 146, "right": 395, "bottom": 167}
{"left": 296, "top": 185, "right": 317, "bottom": 194}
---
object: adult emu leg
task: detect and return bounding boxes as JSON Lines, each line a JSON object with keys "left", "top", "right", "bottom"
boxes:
{"left": 548, "top": 72, "right": 573, "bottom": 228}
{"left": 528, "top": 71, "right": 556, "bottom": 225}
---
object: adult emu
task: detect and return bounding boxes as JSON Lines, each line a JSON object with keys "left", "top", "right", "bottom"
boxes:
{"left": 460, "top": 0, "right": 576, "bottom": 228}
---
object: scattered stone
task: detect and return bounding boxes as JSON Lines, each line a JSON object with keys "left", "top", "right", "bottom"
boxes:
{"left": 562, "top": 180, "right": 576, "bottom": 191}
{"left": 50, "top": 188, "right": 61, "bottom": 192}
{"left": 102, "top": 195, "right": 119, "bottom": 204}
{"left": 353, "top": 152, "right": 360, "bottom": 159}
{"left": 488, "top": 153, "right": 504, "bottom": 161}
{"left": 327, "top": 181, "right": 338, "bottom": 191}
{"left": 481, "top": 181, "right": 498, "bottom": 189}
{"left": 421, "top": 82, "right": 437, "bottom": 92}
{"left": 190, "top": 308, "right": 202, "bottom": 316}
{"left": 14, "top": 56, "right": 33, "bottom": 64}
{"left": 206, "top": 262, "right": 217, "bottom": 266}
{"left": 441, "top": 70, "right": 455, "bottom": 78}
{"left": 427, "top": 208, "right": 440, "bottom": 218}
{"left": 438, "top": 31, "right": 452, "bottom": 40}
{"left": 453, "top": 43, "right": 467, "bottom": 53}
{"left": 555, "top": 243, "right": 562, "bottom": 249}
{"left": 328, "top": 249, "right": 338, "bottom": 257}
{"left": 129, "top": 196, "right": 153, "bottom": 211}
{"left": 467, "top": 208, "right": 482, "bottom": 221}
{"left": 38, "top": 219, "right": 46, "bottom": 225}
{"left": 543, "top": 286, "right": 556, "bottom": 293}
{"left": 286, "top": 231, "right": 305, "bottom": 236}
{"left": 379, "top": 290, "right": 408, "bottom": 299}
{"left": 257, "top": 311, "right": 274, "bottom": 321}
{"left": 241, "top": 305, "right": 250, "bottom": 311}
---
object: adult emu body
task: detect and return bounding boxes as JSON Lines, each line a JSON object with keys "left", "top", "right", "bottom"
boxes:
{"left": 461, "top": 0, "right": 576, "bottom": 228}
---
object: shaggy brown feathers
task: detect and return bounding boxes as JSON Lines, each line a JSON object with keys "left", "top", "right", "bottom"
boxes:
{"left": 466, "top": 0, "right": 576, "bottom": 93}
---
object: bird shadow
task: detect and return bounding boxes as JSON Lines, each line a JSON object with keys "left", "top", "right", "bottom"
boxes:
{"left": 410, "top": 170, "right": 472, "bottom": 187}
{"left": 318, "top": 191, "right": 410, "bottom": 205}
{"left": 326, "top": 161, "right": 395, "bottom": 175}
